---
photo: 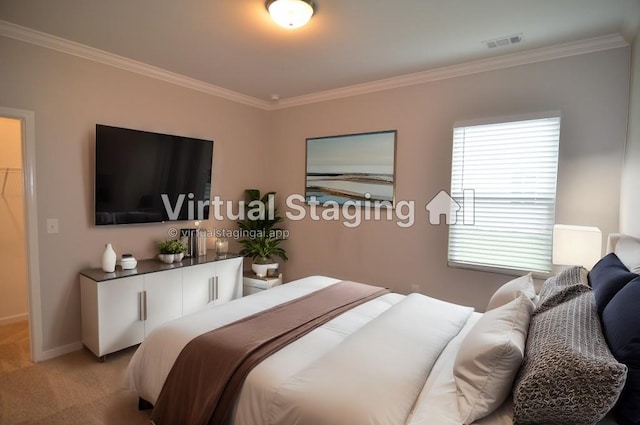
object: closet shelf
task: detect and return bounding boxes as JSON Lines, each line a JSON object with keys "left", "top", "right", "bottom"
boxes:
{"left": 1, "top": 167, "right": 22, "bottom": 195}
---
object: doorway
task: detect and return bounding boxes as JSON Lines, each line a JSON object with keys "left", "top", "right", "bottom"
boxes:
{"left": 0, "top": 117, "right": 30, "bottom": 369}
{"left": 0, "top": 107, "right": 42, "bottom": 363}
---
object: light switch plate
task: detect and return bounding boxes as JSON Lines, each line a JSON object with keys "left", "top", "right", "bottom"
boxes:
{"left": 46, "top": 218, "right": 59, "bottom": 234}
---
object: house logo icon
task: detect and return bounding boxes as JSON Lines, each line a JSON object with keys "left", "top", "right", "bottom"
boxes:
{"left": 425, "top": 189, "right": 475, "bottom": 225}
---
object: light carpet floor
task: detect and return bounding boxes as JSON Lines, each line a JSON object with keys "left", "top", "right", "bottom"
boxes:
{"left": 0, "top": 321, "right": 151, "bottom": 425}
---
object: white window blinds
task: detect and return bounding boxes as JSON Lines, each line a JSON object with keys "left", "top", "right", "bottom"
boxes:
{"left": 448, "top": 116, "right": 561, "bottom": 274}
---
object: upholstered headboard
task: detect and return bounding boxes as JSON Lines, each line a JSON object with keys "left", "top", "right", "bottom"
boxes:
{"left": 606, "top": 233, "right": 640, "bottom": 273}
{"left": 607, "top": 233, "right": 625, "bottom": 253}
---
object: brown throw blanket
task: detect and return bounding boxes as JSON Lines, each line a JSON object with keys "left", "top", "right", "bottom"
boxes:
{"left": 150, "top": 280, "right": 389, "bottom": 425}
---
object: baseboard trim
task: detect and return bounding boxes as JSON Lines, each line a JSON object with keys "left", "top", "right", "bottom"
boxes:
{"left": 0, "top": 313, "right": 28, "bottom": 326}
{"left": 40, "top": 341, "right": 83, "bottom": 361}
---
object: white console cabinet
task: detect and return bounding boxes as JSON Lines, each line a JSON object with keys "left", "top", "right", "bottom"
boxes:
{"left": 141, "top": 268, "right": 183, "bottom": 335}
{"left": 182, "top": 258, "right": 243, "bottom": 315}
{"left": 80, "top": 253, "right": 243, "bottom": 358}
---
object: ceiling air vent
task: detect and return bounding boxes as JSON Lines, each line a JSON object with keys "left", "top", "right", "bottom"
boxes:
{"left": 483, "top": 33, "right": 523, "bottom": 49}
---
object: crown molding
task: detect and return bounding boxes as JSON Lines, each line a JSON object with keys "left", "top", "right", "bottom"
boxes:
{"left": 0, "top": 20, "right": 271, "bottom": 110}
{"left": 0, "top": 20, "right": 628, "bottom": 112}
{"left": 270, "top": 33, "right": 628, "bottom": 110}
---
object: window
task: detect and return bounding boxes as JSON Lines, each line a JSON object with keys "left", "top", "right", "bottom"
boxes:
{"left": 448, "top": 115, "right": 561, "bottom": 274}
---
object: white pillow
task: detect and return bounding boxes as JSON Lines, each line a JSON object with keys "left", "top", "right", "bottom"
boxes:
{"left": 454, "top": 293, "right": 535, "bottom": 425}
{"left": 614, "top": 236, "right": 640, "bottom": 274}
{"left": 486, "top": 273, "right": 535, "bottom": 311}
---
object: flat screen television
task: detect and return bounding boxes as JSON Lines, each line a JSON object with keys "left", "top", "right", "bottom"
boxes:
{"left": 94, "top": 124, "right": 213, "bottom": 225}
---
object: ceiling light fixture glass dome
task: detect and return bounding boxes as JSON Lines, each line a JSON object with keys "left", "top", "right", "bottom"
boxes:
{"left": 266, "top": 0, "right": 316, "bottom": 29}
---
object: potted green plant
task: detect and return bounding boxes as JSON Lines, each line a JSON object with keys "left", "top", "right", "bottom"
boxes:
{"left": 158, "top": 239, "right": 187, "bottom": 264}
{"left": 237, "top": 189, "right": 288, "bottom": 276}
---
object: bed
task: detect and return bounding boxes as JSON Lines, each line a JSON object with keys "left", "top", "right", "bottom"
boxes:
{"left": 125, "top": 234, "right": 640, "bottom": 425}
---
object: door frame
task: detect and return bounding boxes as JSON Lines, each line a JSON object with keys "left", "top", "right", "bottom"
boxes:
{"left": 0, "top": 106, "right": 43, "bottom": 362}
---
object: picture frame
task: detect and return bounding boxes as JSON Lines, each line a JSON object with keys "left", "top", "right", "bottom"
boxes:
{"left": 305, "top": 130, "right": 397, "bottom": 207}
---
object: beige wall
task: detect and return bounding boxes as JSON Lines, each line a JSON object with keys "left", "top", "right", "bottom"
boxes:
{"left": 621, "top": 34, "right": 640, "bottom": 238}
{"left": 0, "top": 33, "right": 632, "bottom": 353}
{"left": 0, "top": 117, "right": 28, "bottom": 322}
{"left": 270, "top": 48, "right": 631, "bottom": 310}
{"left": 0, "top": 36, "right": 270, "bottom": 351}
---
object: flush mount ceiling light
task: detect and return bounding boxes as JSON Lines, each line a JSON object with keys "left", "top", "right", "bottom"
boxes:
{"left": 266, "top": 0, "right": 317, "bottom": 29}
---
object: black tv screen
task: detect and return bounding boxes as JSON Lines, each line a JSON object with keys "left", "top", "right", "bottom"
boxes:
{"left": 95, "top": 124, "right": 213, "bottom": 225}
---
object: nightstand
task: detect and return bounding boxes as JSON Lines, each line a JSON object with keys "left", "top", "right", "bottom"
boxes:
{"left": 243, "top": 272, "right": 283, "bottom": 295}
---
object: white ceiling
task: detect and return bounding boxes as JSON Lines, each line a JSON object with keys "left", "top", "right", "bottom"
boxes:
{"left": 1, "top": 0, "right": 638, "bottom": 103}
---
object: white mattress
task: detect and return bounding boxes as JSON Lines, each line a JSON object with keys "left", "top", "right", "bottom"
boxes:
{"left": 126, "top": 276, "right": 515, "bottom": 424}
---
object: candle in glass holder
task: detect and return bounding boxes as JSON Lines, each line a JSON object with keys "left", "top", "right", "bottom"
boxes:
{"left": 197, "top": 229, "right": 208, "bottom": 256}
{"left": 215, "top": 238, "right": 228, "bottom": 255}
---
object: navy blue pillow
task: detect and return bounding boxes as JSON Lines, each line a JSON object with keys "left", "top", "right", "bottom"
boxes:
{"left": 601, "top": 276, "right": 640, "bottom": 424}
{"left": 588, "top": 253, "right": 638, "bottom": 315}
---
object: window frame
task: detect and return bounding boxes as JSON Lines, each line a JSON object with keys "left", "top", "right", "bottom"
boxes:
{"left": 447, "top": 111, "right": 562, "bottom": 278}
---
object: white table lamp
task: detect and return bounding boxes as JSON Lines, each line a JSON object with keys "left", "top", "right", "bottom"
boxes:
{"left": 552, "top": 224, "right": 602, "bottom": 269}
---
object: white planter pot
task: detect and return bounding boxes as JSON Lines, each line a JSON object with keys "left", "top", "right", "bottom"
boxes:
{"left": 251, "top": 262, "right": 278, "bottom": 277}
{"left": 158, "top": 254, "right": 174, "bottom": 264}
{"left": 174, "top": 252, "right": 184, "bottom": 262}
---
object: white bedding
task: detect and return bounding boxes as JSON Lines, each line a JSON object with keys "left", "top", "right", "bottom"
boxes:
{"left": 125, "top": 276, "right": 515, "bottom": 424}
{"left": 408, "top": 311, "right": 513, "bottom": 425}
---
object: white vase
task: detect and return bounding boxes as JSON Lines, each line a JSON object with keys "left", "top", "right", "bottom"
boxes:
{"left": 101, "top": 243, "right": 116, "bottom": 272}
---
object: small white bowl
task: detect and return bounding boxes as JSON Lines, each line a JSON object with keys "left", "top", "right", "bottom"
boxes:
{"left": 120, "top": 258, "right": 138, "bottom": 270}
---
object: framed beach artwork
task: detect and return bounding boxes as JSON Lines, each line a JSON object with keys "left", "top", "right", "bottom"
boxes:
{"left": 305, "top": 130, "right": 397, "bottom": 207}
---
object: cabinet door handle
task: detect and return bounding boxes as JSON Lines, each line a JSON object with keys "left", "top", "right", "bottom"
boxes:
{"left": 214, "top": 276, "right": 219, "bottom": 301}
{"left": 143, "top": 290, "right": 148, "bottom": 321}
{"left": 208, "top": 278, "right": 213, "bottom": 303}
{"left": 139, "top": 292, "right": 144, "bottom": 321}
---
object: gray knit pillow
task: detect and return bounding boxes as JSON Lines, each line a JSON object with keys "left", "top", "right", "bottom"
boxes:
{"left": 513, "top": 291, "right": 627, "bottom": 425}
{"left": 537, "top": 266, "right": 588, "bottom": 308}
